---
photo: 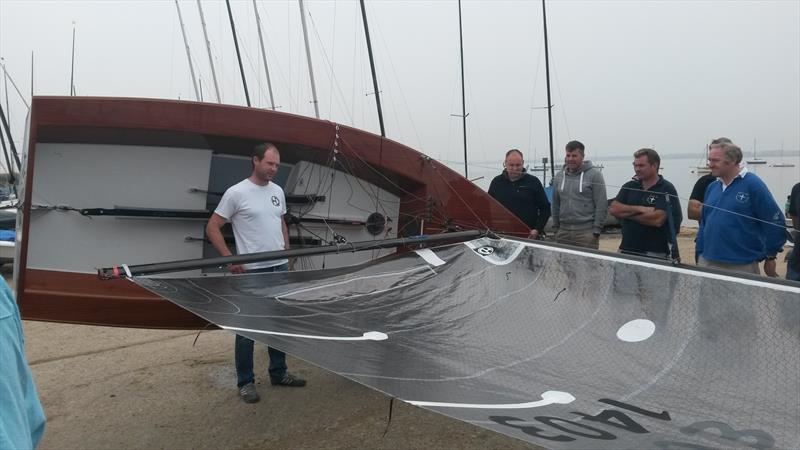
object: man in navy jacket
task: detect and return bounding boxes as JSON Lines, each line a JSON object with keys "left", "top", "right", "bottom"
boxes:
{"left": 489, "top": 149, "right": 551, "bottom": 239}
{"left": 609, "top": 148, "right": 682, "bottom": 260}
{"left": 697, "top": 142, "right": 785, "bottom": 276}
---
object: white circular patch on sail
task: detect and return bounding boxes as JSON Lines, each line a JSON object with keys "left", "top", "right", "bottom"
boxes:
{"left": 616, "top": 319, "right": 656, "bottom": 342}
{"left": 362, "top": 331, "right": 389, "bottom": 341}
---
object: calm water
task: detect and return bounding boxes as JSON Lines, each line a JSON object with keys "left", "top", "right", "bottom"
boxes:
{"left": 448, "top": 154, "right": 800, "bottom": 228}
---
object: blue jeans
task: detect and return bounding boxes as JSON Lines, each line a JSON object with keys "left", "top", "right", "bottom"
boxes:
{"left": 235, "top": 263, "right": 289, "bottom": 388}
{"left": 788, "top": 264, "right": 799, "bottom": 281}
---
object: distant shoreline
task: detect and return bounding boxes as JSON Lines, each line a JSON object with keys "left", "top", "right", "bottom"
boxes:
{"left": 597, "top": 149, "right": 800, "bottom": 162}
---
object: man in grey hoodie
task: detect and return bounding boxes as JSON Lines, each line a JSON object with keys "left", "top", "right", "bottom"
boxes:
{"left": 551, "top": 140, "right": 608, "bottom": 249}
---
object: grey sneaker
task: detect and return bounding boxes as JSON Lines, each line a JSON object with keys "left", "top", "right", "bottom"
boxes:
{"left": 270, "top": 373, "right": 306, "bottom": 387}
{"left": 239, "top": 382, "right": 260, "bottom": 403}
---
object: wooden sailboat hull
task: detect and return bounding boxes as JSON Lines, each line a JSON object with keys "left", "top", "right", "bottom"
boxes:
{"left": 16, "top": 97, "right": 529, "bottom": 328}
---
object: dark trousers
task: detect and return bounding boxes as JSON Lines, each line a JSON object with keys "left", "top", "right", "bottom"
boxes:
{"left": 235, "top": 263, "right": 288, "bottom": 387}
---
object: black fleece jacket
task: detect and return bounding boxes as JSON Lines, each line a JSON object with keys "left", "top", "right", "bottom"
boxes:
{"left": 488, "top": 171, "right": 551, "bottom": 233}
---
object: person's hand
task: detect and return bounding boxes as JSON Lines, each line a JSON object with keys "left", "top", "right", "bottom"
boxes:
{"left": 529, "top": 229, "right": 539, "bottom": 240}
{"left": 763, "top": 259, "right": 778, "bottom": 278}
{"left": 229, "top": 264, "right": 246, "bottom": 274}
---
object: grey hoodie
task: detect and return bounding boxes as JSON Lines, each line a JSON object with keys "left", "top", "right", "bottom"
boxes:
{"left": 551, "top": 160, "right": 608, "bottom": 234}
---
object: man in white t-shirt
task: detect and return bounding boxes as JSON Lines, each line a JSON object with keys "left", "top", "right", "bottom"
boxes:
{"left": 206, "top": 143, "right": 306, "bottom": 404}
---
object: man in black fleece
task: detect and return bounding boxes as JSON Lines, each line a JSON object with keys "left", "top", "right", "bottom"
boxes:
{"left": 488, "top": 149, "right": 551, "bottom": 239}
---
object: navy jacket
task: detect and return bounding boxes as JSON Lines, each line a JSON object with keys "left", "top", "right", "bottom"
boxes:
{"left": 615, "top": 176, "right": 682, "bottom": 258}
{"left": 488, "top": 171, "right": 551, "bottom": 233}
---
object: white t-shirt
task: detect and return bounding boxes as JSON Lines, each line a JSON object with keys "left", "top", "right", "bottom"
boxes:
{"left": 214, "top": 178, "right": 288, "bottom": 270}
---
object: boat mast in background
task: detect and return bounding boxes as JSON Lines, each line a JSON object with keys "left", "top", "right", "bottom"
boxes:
{"left": 3, "top": 64, "right": 9, "bottom": 128}
{"left": 69, "top": 21, "right": 77, "bottom": 96}
{"left": 541, "top": 0, "right": 555, "bottom": 179}
{"left": 174, "top": 2, "right": 200, "bottom": 101}
{"left": 0, "top": 123, "right": 13, "bottom": 181}
{"left": 252, "top": 0, "right": 276, "bottom": 110}
{"left": 225, "top": 0, "right": 251, "bottom": 107}
{"left": 0, "top": 103, "right": 21, "bottom": 170}
{"left": 196, "top": 0, "right": 221, "bottom": 103}
{"left": 692, "top": 143, "right": 711, "bottom": 175}
{"left": 772, "top": 141, "right": 795, "bottom": 168}
{"left": 747, "top": 137, "right": 767, "bottom": 164}
{"left": 456, "top": 0, "right": 469, "bottom": 177}
{"left": 298, "top": 0, "right": 320, "bottom": 118}
{"left": 0, "top": 62, "right": 29, "bottom": 110}
{"left": 359, "top": 0, "right": 385, "bottom": 138}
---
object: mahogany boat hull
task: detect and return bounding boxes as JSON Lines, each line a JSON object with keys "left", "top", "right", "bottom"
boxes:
{"left": 16, "top": 96, "right": 529, "bottom": 328}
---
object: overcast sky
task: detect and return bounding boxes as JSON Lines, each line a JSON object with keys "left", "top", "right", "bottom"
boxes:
{"left": 1, "top": 0, "right": 798, "bottom": 171}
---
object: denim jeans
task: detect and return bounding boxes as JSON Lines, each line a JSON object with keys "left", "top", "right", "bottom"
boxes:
{"left": 788, "top": 264, "right": 800, "bottom": 281}
{"left": 235, "top": 263, "right": 289, "bottom": 387}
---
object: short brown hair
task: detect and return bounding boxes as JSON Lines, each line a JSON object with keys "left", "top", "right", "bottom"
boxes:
{"left": 252, "top": 142, "right": 279, "bottom": 161}
{"left": 565, "top": 140, "right": 585, "bottom": 155}
{"left": 634, "top": 148, "right": 660, "bottom": 168}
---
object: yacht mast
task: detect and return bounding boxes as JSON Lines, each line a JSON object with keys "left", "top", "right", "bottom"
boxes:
{"left": 457, "top": 0, "right": 468, "bottom": 177}
{"left": 252, "top": 0, "right": 276, "bottom": 110}
{"left": 359, "top": 0, "right": 385, "bottom": 137}
{"left": 174, "top": 1, "right": 201, "bottom": 101}
{"left": 196, "top": 0, "right": 221, "bottom": 103}
{"left": 298, "top": 0, "right": 319, "bottom": 118}
{"left": 541, "top": 0, "right": 555, "bottom": 178}
{"left": 225, "top": 0, "right": 252, "bottom": 107}
{"left": 70, "top": 22, "right": 76, "bottom": 96}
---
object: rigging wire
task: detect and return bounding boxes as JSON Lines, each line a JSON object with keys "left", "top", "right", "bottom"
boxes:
{"left": 320, "top": 127, "right": 341, "bottom": 268}
{"left": 255, "top": 0, "right": 297, "bottom": 110}
{"left": 370, "top": 8, "right": 425, "bottom": 151}
{"left": 464, "top": 74, "right": 488, "bottom": 171}
{"left": 338, "top": 134, "right": 487, "bottom": 231}
{"left": 306, "top": 9, "right": 354, "bottom": 123}
{"left": 298, "top": 0, "right": 320, "bottom": 118}
{"left": 548, "top": 51, "right": 572, "bottom": 140}
{"left": 175, "top": 0, "right": 201, "bottom": 101}
{"left": 0, "top": 62, "right": 29, "bottom": 110}
{"left": 327, "top": 1, "right": 337, "bottom": 118}
{"left": 428, "top": 163, "right": 490, "bottom": 231}
{"left": 527, "top": 36, "right": 545, "bottom": 160}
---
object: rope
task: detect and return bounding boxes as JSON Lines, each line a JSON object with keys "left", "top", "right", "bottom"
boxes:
{"left": 428, "top": 162, "right": 490, "bottom": 231}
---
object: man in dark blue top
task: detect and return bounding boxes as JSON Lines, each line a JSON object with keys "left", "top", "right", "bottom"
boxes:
{"left": 609, "top": 148, "right": 682, "bottom": 260}
{"left": 488, "top": 149, "right": 551, "bottom": 239}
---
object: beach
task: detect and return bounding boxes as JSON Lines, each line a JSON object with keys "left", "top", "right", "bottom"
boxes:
{"left": 13, "top": 232, "right": 792, "bottom": 449}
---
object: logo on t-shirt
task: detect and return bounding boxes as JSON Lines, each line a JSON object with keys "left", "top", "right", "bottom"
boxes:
{"left": 735, "top": 192, "right": 749, "bottom": 203}
{"left": 646, "top": 194, "right": 657, "bottom": 204}
{"left": 271, "top": 195, "right": 281, "bottom": 207}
